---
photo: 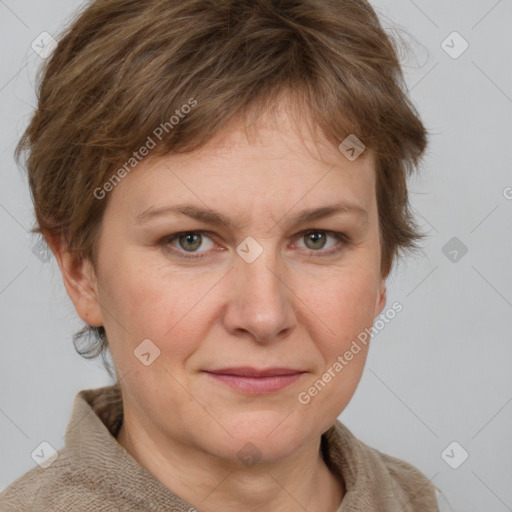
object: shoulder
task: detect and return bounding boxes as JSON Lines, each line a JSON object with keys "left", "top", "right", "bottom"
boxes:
{"left": 369, "top": 444, "right": 451, "bottom": 510}
{"left": 324, "top": 421, "right": 441, "bottom": 511}
{"left": 0, "top": 464, "right": 41, "bottom": 511}
{"left": 0, "top": 385, "right": 125, "bottom": 512}
{"left": 357, "top": 439, "right": 444, "bottom": 511}
{"left": 0, "top": 448, "right": 71, "bottom": 511}
{"left": 369, "top": 445, "right": 435, "bottom": 494}
{"left": 0, "top": 446, "right": 119, "bottom": 512}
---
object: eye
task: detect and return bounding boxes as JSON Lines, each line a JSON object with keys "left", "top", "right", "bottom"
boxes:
{"left": 162, "top": 231, "right": 216, "bottom": 259}
{"left": 161, "top": 229, "right": 349, "bottom": 260}
{"left": 293, "top": 230, "right": 348, "bottom": 256}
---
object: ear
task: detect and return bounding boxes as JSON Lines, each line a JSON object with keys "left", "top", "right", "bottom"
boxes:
{"left": 45, "top": 231, "right": 103, "bottom": 327}
{"left": 373, "top": 277, "right": 387, "bottom": 318}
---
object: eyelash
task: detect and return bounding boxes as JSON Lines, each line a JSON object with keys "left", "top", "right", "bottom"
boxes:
{"left": 160, "top": 230, "right": 350, "bottom": 260}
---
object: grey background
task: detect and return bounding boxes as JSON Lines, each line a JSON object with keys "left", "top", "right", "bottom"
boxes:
{"left": 1, "top": 1, "right": 511, "bottom": 510}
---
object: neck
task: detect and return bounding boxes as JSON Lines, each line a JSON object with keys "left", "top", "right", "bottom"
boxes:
{"left": 117, "top": 413, "right": 344, "bottom": 512}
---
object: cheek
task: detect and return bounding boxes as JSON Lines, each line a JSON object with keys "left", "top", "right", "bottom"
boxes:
{"left": 301, "top": 268, "right": 378, "bottom": 413}
{"left": 297, "top": 274, "right": 376, "bottom": 418}
{"left": 99, "top": 255, "right": 218, "bottom": 359}
{"left": 304, "top": 266, "right": 380, "bottom": 344}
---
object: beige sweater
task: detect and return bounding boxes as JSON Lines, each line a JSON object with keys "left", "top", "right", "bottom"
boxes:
{"left": 0, "top": 385, "right": 441, "bottom": 511}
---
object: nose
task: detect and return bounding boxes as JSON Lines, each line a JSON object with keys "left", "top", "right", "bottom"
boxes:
{"left": 222, "top": 246, "right": 297, "bottom": 344}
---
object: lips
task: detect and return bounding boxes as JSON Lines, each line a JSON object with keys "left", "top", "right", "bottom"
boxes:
{"left": 205, "top": 367, "right": 304, "bottom": 377}
{"left": 203, "top": 367, "right": 305, "bottom": 394}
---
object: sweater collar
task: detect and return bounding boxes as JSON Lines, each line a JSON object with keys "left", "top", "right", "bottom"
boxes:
{"left": 65, "top": 385, "right": 438, "bottom": 512}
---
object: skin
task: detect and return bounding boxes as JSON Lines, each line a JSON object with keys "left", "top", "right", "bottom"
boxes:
{"left": 48, "top": 97, "right": 387, "bottom": 512}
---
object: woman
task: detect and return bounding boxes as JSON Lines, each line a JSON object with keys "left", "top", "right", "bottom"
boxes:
{"left": 1, "top": 0, "right": 449, "bottom": 510}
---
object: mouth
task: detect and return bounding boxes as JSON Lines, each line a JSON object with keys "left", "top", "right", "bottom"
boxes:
{"left": 203, "top": 367, "right": 306, "bottom": 394}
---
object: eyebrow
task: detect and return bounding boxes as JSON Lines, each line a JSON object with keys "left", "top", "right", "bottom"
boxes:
{"left": 135, "top": 201, "right": 368, "bottom": 230}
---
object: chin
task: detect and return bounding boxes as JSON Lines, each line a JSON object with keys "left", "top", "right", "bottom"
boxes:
{"left": 205, "top": 412, "right": 315, "bottom": 466}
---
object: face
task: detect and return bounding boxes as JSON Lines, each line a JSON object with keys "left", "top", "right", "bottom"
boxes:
{"left": 64, "top": 102, "right": 386, "bottom": 465}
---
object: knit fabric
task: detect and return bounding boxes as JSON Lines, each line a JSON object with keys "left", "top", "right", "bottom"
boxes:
{"left": 0, "top": 385, "right": 441, "bottom": 511}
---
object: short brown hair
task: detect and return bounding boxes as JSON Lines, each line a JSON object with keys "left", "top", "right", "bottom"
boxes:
{"left": 16, "top": 0, "right": 428, "bottom": 367}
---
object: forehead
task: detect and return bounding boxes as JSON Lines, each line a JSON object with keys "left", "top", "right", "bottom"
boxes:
{"left": 179, "top": 99, "right": 373, "bottom": 170}
{"left": 105, "top": 104, "right": 377, "bottom": 225}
